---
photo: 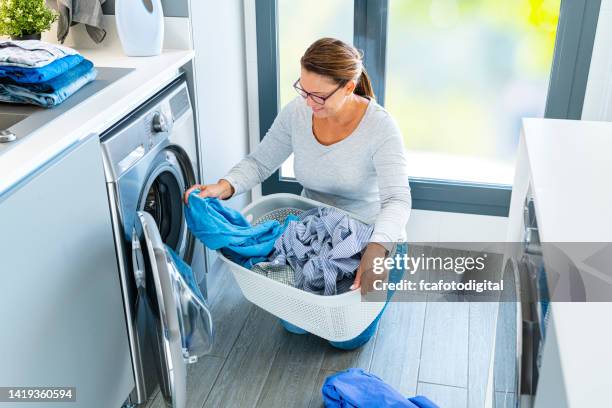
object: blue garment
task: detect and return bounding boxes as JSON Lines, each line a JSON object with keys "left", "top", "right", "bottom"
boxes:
{"left": 3, "top": 59, "right": 94, "bottom": 92}
{"left": 165, "top": 246, "right": 212, "bottom": 353}
{"left": 185, "top": 194, "right": 297, "bottom": 268}
{"left": 0, "top": 54, "right": 84, "bottom": 83}
{"left": 0, "top": 64, "right": 96, "bottom": 107}
{"left": 166, "top": 245, "right": 205, "bottom": 302}
{"left": 270, "top": 207, "right": 374, "bottom": 295}
{"left": 322, "top": 368, "right": 438, "bottom": 408}
{"left": 281, "top": 243, "right": 408, "bottom": 350}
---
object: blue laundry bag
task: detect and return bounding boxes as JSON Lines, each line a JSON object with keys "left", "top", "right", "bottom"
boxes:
{"left": 322, "top": 368, "right": 439, "bottom": 408}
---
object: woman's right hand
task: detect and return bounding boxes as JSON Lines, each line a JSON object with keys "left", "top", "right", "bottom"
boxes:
{"left": 183, "top": 179, "right": 235, "bottom": 205}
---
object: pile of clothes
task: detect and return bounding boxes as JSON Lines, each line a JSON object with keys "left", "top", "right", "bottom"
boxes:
{"left": 0, "top": 40, "right": 96, "bottom": 107}
{"left": 185, "top": 195, "right": 373, "bottom": 296}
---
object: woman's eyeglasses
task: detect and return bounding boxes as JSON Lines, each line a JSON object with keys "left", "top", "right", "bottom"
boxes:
{"left": 293, "top": 79, "right": 344, "bottom": 105}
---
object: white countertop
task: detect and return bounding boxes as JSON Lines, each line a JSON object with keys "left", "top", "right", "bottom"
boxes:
{"left": 0, "top": 48, "right": 194, "bottom": 195}
{"left": 522, "top": 118, "right": 612, "bottom": 242}
{"left": 522, "top": 118, "right": 612, "bottom": 407}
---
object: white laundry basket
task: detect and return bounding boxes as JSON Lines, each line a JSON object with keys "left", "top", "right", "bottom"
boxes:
{"left": 216, "top": 193, "right": 387, "bottom": 342}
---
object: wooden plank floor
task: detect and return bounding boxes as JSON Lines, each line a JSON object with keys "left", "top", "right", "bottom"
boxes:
{"left": 146, "top": 247, "right": 504, "bottom": 408}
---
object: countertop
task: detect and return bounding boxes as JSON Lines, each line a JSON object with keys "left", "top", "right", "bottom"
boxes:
{"left": 522, "top": 118, "right": 612, "bottom": 243}
{"left": 0, "top": 48, "right": 194, "bottom": 196}
{"left": 521, "top": 118, "right": 612, "bottom": 407}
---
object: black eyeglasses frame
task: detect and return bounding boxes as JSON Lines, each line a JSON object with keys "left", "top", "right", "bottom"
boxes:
{"left": 293, "top": 78, "right": 346, "bottom": 105}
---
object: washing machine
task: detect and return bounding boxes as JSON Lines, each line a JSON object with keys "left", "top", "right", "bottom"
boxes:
{"left": 99, "top": 74, "right": 212, "bottom": 407}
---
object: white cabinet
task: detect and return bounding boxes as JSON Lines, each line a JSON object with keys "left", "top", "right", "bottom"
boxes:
{"left": 0, "top": 134, "right": 133, "bottom": 408}
{"left": 501, "top": 118, "right": 612, "bottom": 407}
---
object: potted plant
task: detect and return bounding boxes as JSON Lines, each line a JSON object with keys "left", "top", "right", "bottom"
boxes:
{"left": 0, "top": 0, "right": 57, "bottom": 40}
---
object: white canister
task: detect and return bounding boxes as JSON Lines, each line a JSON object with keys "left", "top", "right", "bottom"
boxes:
{"left": 116, "top": 0, "right": 165, "bottom": 56}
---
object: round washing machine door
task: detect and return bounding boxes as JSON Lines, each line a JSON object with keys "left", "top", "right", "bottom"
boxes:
{"left": 130, "top": 144, "right": 212, "bottom": 407}
{"left": 133, "top": 211, "right": 187, "bottom": 408}
{"left": 132, "top": 210, "right": 213, "bottom": 408}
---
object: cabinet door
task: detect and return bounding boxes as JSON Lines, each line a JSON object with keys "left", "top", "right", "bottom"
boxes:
{"left": 0, "top": 134, "right": 134, "bottom": 408}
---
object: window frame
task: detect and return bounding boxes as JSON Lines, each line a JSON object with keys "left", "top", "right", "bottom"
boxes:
{"left": 255, "top": 0, "right": 600, "bottom": 216}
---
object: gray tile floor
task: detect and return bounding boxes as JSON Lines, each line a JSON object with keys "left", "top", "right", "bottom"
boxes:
{"left": 146, "top": 246, "right": 508, "bottom": 408}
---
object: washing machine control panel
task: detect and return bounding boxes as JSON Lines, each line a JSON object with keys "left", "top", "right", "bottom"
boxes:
{"left": 100, "top": 80, "right": 190, "bottom": 181}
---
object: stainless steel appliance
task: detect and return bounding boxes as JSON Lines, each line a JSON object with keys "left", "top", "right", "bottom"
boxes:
{"left": 100, "top": 75, "right": 212, "bottom": 407}
{"left": 494, "top": 195, "right": 549, "bottom": 408}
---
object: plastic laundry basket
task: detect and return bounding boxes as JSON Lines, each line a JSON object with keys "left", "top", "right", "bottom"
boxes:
{"left": 216, "top": 193, "right": 388, "bottom": 342}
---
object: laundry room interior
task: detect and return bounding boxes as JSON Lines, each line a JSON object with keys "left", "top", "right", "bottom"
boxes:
{"left": 0, "top": 0, "right": 611, "bottom": 407}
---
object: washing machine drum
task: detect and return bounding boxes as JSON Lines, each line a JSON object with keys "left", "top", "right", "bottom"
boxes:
{"left": 139, "top": 146, "right": 195, "bottom": 262}
{"left": 143, "top": 171, "right": 183, "bottom": 249}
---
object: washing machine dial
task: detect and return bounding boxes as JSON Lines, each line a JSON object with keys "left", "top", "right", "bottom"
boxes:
{"left": 152, "top": 111, "right": 169, "bottom": 133}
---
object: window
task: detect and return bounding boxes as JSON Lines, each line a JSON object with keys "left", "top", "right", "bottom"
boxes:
{"left": 277, "top": 0, "right": 353, "bottom": 179}
{"left": 256, "top": 0, "right": 600, "bottom": 215}
{"left": 386, "top": 0, "right": 561, "bottom": 185}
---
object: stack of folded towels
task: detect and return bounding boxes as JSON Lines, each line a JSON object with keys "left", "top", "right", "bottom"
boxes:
{"left": 0, "top": 40, "right": 96, "bottom": 108}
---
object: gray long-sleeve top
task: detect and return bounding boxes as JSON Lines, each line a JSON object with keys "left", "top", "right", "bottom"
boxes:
{"left": 223, "top": 96, "right": 411, "bottom": 244}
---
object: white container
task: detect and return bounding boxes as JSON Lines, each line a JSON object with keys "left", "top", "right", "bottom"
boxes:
{"left": 116, "top": 0, "right": 164, "bottom": 56}
{"left": 216, "top": 193, "right": 387, "bottom": 342}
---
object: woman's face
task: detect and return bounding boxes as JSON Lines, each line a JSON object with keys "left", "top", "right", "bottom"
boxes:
{"left": 299, "top": 68, "right": 354, "bottom": 118}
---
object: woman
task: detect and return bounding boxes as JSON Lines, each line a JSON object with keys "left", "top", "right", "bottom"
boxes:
{"left": 184, "top": 37, "right": 411, "bottom": 349}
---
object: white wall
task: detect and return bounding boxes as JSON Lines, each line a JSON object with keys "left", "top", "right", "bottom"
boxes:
{"left": 583, "top": 0, "right": 612, "bottom": 121}
{"left": 407, "top": 209, "right": 507, "bottom": 243}
{"left": 189, "top": 0, "right": 250, "bottom": 210}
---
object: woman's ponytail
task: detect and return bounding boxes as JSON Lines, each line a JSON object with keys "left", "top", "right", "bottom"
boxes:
{"left": 354, "top": 67, "right": 375, "bottom": 100}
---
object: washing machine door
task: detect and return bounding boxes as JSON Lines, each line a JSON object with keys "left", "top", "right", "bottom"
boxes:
{"left": 132, "top": 210, "right": 213, "bottom": 408}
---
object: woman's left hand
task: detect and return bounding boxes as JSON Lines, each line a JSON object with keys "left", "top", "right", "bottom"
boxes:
{"left": 351, "top": 242, "right": 389, "bottom": 295}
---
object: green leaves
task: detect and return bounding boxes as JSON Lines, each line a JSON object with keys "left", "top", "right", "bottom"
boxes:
{"left": 0, "top": 0, "right": 57, "bottom": 37}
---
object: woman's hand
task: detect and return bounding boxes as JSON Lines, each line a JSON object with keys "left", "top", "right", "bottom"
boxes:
{"left": 183, "top": 179, "right": 235, "bottom": 205}
{"left": 351, "top": 242, "right": 389, "bottom": 296}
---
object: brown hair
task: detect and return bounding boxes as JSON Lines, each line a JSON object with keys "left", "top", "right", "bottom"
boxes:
{"left": 300, "top": 37, "right": 375, "bottom": 100}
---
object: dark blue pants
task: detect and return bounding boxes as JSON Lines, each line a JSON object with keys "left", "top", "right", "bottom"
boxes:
{"left": 280, "top": 243, "right": 408, "bottom": 350}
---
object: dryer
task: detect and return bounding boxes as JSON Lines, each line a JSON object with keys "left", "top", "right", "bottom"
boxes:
{"left": 100, "top": 75, "right": 212, "bottom": 407}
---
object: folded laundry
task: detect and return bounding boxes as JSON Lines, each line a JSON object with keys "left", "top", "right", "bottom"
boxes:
{"left": 322, "top": 368, "right": 439, "bottom": 408}
{"left": 0, "top": 54, "right": 84, "bottom": 83}
{"left": 0, "top": 40, "right": 78, "bottom": 68}
{"left": 0, "top": 63, "right": 97, "bottom": 107}
{"left": 1, "top": 59, "right": 94, "bottom": 93}
{"left": 185, "top": 194, "right": 297, "bottom": 268}
{"left": 270, "top": 207, "right": 373, "bottom": 296}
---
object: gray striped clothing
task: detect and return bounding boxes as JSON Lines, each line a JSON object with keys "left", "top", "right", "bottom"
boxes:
{"left": 269, "top": 207, "right": 373, "bottom": 296}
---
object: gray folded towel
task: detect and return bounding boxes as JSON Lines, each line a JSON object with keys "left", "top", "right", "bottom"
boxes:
{"left": 0, "top": 40, "right": 78, "bottom": 68}
{"left": 56, "top": 0, "right": 107, "bottom": 44}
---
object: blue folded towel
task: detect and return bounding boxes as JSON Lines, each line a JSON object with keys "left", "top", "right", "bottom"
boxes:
{"left": 0, "top": 54, "right": 84, "bottom": 83}
{"left": 0, "top": 62, "right": 96, "bottom": 107}
{"left": 2, "top": 59, "right": 94, "bottom": 93}
{"left": 185, "top": 194, "right": 297, "bottom": 268}
{"left": 323, "top": 369, "right": 439, "bottom": 408}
